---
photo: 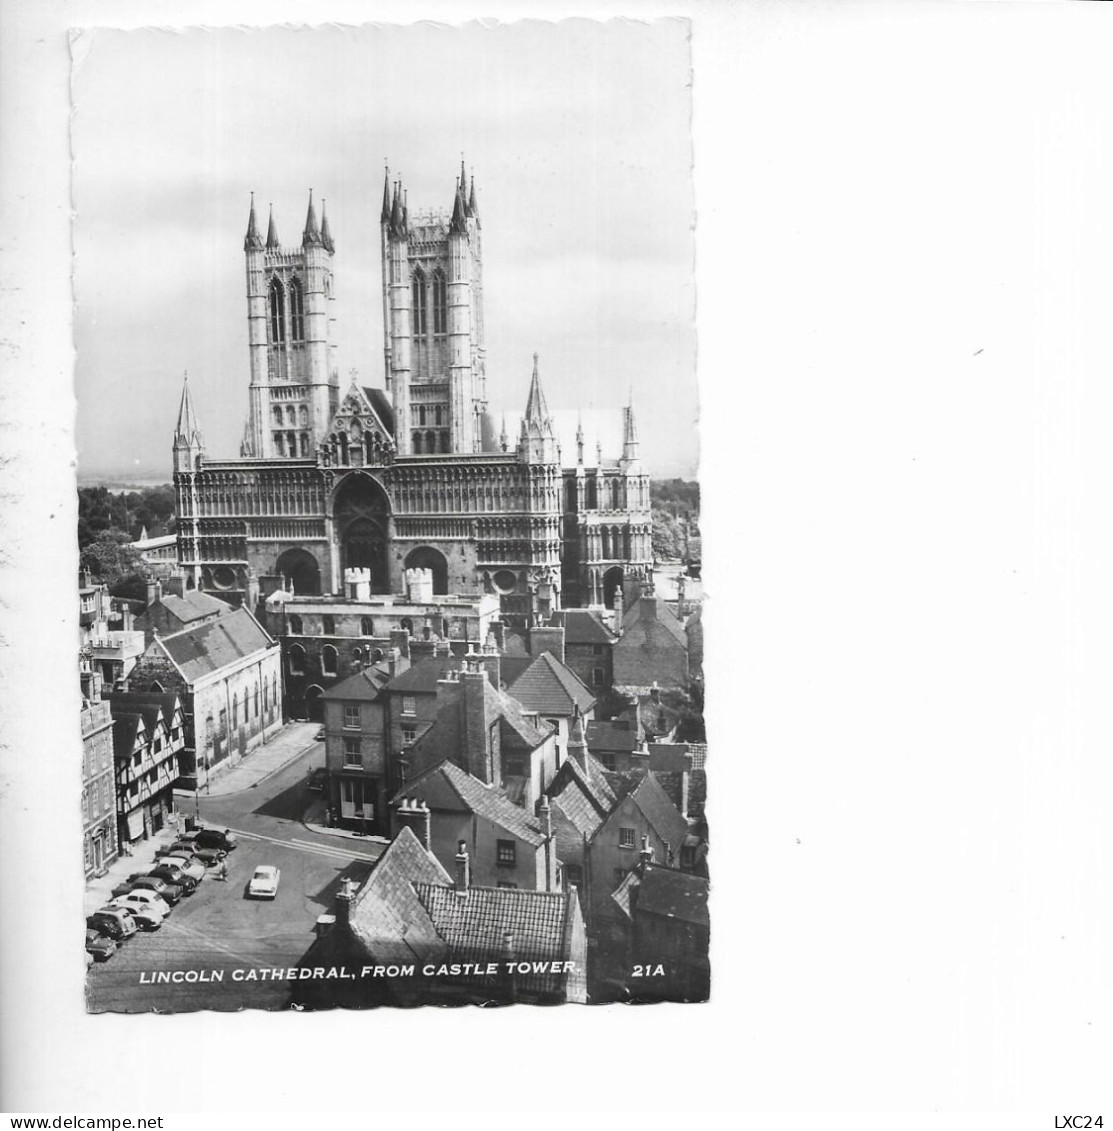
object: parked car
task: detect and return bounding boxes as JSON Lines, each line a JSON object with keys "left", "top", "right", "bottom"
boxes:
{"left": 314, "top": 728, "right": 326, "bottom": 741}
{"left": 191, "top": 827, "right": 239, "bottom": 853}
{"left": 85, "top": 929, "right": 117, "bottom": 962}
{"left": 109, "top": 890, "right": 170, "bottom": 919}
{"left": 105, "top": 900, "right": 162, "bottom": 931}
{"left": 87, "top": 907, "right": 138, "bottom": 942}
{"left": 247, "top": 865, "right": 280, "bottom": 899}
{"left": 165, "top": 839, "right": 224, "bottom": 867}
{"left": 160, "top": 854, "right": 205, "bottom": 883}
{"left": 128, "top": 875, "right": 184, "bottom": 906}
{"left": 307, "top": 768, "right": 328, "bottom": 793}
{"left": 148, "top": 863, "right": 197, "bottom": 895}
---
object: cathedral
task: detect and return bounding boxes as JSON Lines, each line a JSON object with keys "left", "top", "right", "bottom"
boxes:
{"left": 172, "top": 164, "right": 653, "bottom": 625}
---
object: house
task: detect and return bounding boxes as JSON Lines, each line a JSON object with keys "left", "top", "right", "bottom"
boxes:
{"left": 319, "top": 657, "right": 400, "bottom": 833}
{"left": 293, "top": 825, "right": 587, "bottom": 1007}
{"left": 612, "top": 593, "right": 689, "bottom": 694}
{"left": 134, "top": 585, "right": 231, "bottom": 644}
{"left": 81, "top": 696, "right": 118, "bottom": 878}
{"left": 612, "top": 849, "right": 710, "bottom": 1002}
{"left": 402, "top": 656, "right": 559, "bottom": 809}
{"left": 125, "top": 605, "right": 283, "bottom": 789}
{"left": 79, "top": 573, "right": 145, "bottom": 688}
{"left": 586, "top": 700, "right": 644, "bottom": 771}
{"left": 505, "top": 649, "right": 596, "bottom": 765}
{"left": 107, "top": 691, "right": 186, "bottom": 846}
{"left": 392, "top": 759, "right": 558, "bottom": 891}
{"left": 551, "top": 608, "right": 619, "bottom": 693}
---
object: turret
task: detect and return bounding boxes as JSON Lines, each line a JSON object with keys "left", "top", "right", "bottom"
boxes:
{"left": 576, "top": 414, "right": 585, "bottom": 465}
{"left": 518, "top": 353, "right": 559, "bottom": 464}
{"left": 387, "top": 177, "right": 413, "bottom": 453}
{"left": 243, "top": 193, "right": 263, "bottom": 251}
{"left": 320, "top": 199, "right": 334, "bottom": 254}
{"left": 265, "top": 204, "right": 280, "bottom": 249}
{"left": 620, "top": 387, "right": 640, "bottom": 468}
{"left": 447, "top": 173, "right": 475, "bottom": 450}
{"left": 173, "top": 373, "right": 204, "bottom": 474}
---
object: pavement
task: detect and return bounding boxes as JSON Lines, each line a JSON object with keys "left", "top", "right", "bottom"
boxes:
{"left": 86, "top": 720, "right": 388, "bottom": 916}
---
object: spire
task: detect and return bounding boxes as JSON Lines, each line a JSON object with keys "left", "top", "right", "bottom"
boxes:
{"left": 523, "top": 353, "right": 551, "bottom": 427}
{"left": 303, "top": 189, "right": 323, "bottom": 247}
{"left": 174, "top": 372, "right": 202, "bottom": 446}
{"left": 390, "top": 180, "right": 403, "bottom": 237}
{"left": 596, "top": 435, "right": 603, "bottom": 466}
{"left": 576, "top": 413, "right": 585, "bottom": 465}
{"left": 320, "top": 198, "right": 334, "bottom": 253}
{"left": 380, "top": 166, "right": 392, "bottom": 224}
{"left": 402, "top": 189, "right": 409, "bottom": 235}
{"left": 244, "top": 192, "right": 263, "bottom": 251}
{"left": 467, "top": 173, "right": 478, "bottom": 219}
{"left": 265, "top": 204, "right": 280, "bottom": 249}
{"left": 499, "top": 414, "right": 509, "bottom": 453}
{"left": 450, "top": 177, "right": 468, "bottom": 235}
{"left": 623, "top": 386, "right": 640, "bottom": 462}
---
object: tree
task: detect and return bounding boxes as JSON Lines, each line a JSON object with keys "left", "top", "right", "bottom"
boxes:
{"left": 80, "top": 530, "right": 147, "bottom": 588}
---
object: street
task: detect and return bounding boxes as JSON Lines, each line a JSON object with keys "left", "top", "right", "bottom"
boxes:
{"left": 86, "top": 732, "right": 382, "bottom": 1013}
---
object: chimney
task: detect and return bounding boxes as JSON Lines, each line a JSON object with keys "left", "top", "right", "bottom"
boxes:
{"left": 487, "top": 622, "right": 505, "bottom": 650}
{"left": 454, "top": 840, "right": 470, "bottom": 894}
{"left": 460, "top": 658, "right": 494, "bottom": 784}
{"left": 638, "top": 834, "right": 654, "bottom": 873}
{"left": 393, "top": 797, "right": 431, "bottom": 850}
{"left": 528, "top": 625, "right": 565, "bottom": 664}
{"left": 567, "top": 705, "right": 589, "bottom": 772}
{"left": 481, "top": 630, "right": 501, "bottom": 689}
{"left": 676, "top": 575, "right": 687, "bottom": 619}
{"left": 613, "top": 590, "right": 624, "bottom": 632}
{"left": 631, "top": 739, "right": 651, "bottom": 776}
{"left": 504, "top": 931, "right": 518, "bottom": 1002}
{"left": 335, "top": 876, "right": 357, "bottom": 927}
{"left": 146, "top": 578, "right": 160, "bottom": 608}
{"left": 389, "top": 628, "right": 410, "bottom": 659}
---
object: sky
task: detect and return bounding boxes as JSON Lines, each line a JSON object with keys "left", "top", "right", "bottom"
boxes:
{"left": 72, "top": 20, "right": 696, "bottom": 482}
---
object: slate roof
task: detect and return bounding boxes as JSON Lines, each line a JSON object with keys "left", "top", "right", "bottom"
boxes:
{"left": 107, "top": 690, "right": 181, "bottom": 723}
{"left": 348, "top": 826, "right": 452, "bottom": 966}
{"left": 413, "top": 883, "right": 575, "bottom": 996}
{"left": 395, "top": 759, "right": 545, "bottom": 846}
{"left": 556, "top": 608, "right": 618, "bottom": 646}
{"left": 110, "top": 711, "right": 145, "bottom": 758}
{"left": 321, "top": 663, "right": 392, "bottom": 702}
{"left": 628, "top": 772, "right": 691, "bottom": 852}
{"left": 619, "top": 596, "right": 687, "bottom": 645}
{"left": 384, "top": 655, "right": 464, "bottom": 694}
{"left": 507, "top": 652, "right": 595, "bottom": 717}
{"left": 587, "top": 716, "right": 642, "bottom": 755}
{"left": 155, "top": 607, "right": 274, "bottom": 684}
{"left": 629, "top": 866, "right": 710, "bottom": 927}
{"left": 108, "top": 695, "right": 162, "bottom": 740}
{"left": 154, "top": 590, "right": 230, "bottom": 626}
{"left": 548, "top": 761, "right": 607, "bottom": 839}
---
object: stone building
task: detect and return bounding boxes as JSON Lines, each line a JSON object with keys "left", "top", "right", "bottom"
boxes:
{"left": 171, "top": 167, "right": 652, "bottom": 624}
{"left": 81, "top": 696, "right": 118, "bottom": 878}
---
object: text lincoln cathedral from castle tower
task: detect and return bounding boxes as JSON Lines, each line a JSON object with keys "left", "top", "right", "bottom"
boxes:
{"left": 172, "top": 163, "right": 653, "bottom": 624}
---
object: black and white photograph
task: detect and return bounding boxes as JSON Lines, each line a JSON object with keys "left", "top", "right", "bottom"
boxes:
{"left": 72, "top": 18, "right": 706, "bottom": 1013}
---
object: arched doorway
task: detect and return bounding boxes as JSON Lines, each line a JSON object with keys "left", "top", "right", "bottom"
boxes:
{"left": 275, "top": 548, "right": 321, "bottom": 596}
{"left": 305, "top": 685, "right": 324, "bottom": 723}
{"left": 603, "top": 566, "right": 624, "bottom": 609}
{"left": 403, "top": 546, "right": 449, "bottom": 595}
{"left": 334, "top": 474, "right": 391, "bottom": 593}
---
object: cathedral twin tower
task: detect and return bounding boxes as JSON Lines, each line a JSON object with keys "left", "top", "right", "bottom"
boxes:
{"left": 173, "top": 163, "right": 652, "bottom": 622}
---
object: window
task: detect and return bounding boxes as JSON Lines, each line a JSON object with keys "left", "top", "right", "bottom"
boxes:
{"left": 497, "top": 881, "right": 519, "bottom": 890}
{"left": 344, "top": 738, "right": 362, "bottom": 766}
{"left": 153, "top": 736, "right": 162, "bottom": 753}
{"left": 412, "top": 269, "right": 427, "bottom": 335}
{"left": 418, "top": 405, "right": 427, "bottom": 426}
{"left": 592, "top": 668, "right": 605, "bottom": 687}
{"left": 593, "top": 644, "right": 604, "bottom": 656}
{"left": 619, "top": 827, "right": 636, "bottom": 850}
{"left": 432, "top": 269, "right": 447, "bottom": 334}
{"left": 288, "top": 614, "right": 303, "bottom": 635}
{"left": 504, "top": 757, "right": 525, "bottom": 778}
{"left": 129, "top": 781, "right": 139, "bottom": 798}
{"left": 360, "top": 616, "right": 374, "bottom": 637}
{"left": 344, "top": 705, "right": 360, "bottom": 729}
{"left": 614, "top": 867, "right": 627, "bottom": 887}
{"left": 496, "top": 840, "right": 516, "bottom": 866}
{"left": 565, "top": 864, "right": 583, "bottom": 889}
{"left": 289, "top": 277, "right": 305, "bottom": 342}
{"left": 321, "top": 615, "right": 335, "bottom": 635}
{"left": 269, "top": 277, "right": 286, "bottom": 343}
{"left": 321, "top": 645, "right": 338, "bottom": 676}
{"left": 599, "top": 750, "right": 615, "bottom": 771}
{"left": 401, "top": 696, "right": 416, "bottom": 717}
{"left": 412, "top": 432, "right": 423, "bottom": 454}
{"left": 232, "top": 694, "right": 238, "bottom": 728}
{"left": 434, "top": 405, "right": 443, "bottom": 426}
{"left": 680, "top": 845, "right": 696, "bottom": 869}
{"left": 253, "top": 687, "right": 259, "bottom": 717}
{"left": 400, "top": 724, "right": 416, "bottom": 747}
{"left": 133, "top": 751, "right": 142, "bottom": 767}
{"left": 289, "top": 644, "right": 306, "bottom": 675}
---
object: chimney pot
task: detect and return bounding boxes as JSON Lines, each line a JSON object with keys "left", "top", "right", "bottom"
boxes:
{"left": 454, "top": 840, "right": 470, "bottom": 893}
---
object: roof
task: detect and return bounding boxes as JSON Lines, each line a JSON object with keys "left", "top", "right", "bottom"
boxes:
{"left": 110, "top": 711, "right": 145, "bottom": 758}
{"left": 321, "top": 663, "right": 392, "bottom": 702}
{"left": 152, "top": 590, "right": 231, "bottom": 626}
{"left": 628, "top": 866, "right": 710, "bottom": 927}
{"left": 556, "top": 609, "right": 618, "bottom": 646}
{"left": 106, "top": 690, "right": 181, "bottom": 721}
{"left": 618, "top": 596, "right": 687, "bottom": 646}
{"left": 547, "top": 760, "right": 607, "bottom": 839}
{"left": 586, "top": 716, "right": 642, "bottom": 754}
{"left": 628, "top": 773, "right": 691, "bottom": 851}
{"left": 385, "top": 655, "right": 464, "bottom": 694}
{"left": 395, "top": 759, "right": 545, "bottom": 846}
{"left": 154, "top": 607, "right": 274, "bottom": 684}
{"left": 363, "top": 388, "right": 395, "bottom": 437}
{"left": 507, "top": 652, "right": 595, "bottom": 718}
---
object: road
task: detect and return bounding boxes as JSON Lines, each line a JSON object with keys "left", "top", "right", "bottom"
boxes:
{"left": 86, "top": 736, "right": 382, "bottom": 1013}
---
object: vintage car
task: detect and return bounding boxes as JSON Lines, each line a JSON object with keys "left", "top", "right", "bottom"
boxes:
{"left": 246, "top": 865, "right": 280, "bottom": 899}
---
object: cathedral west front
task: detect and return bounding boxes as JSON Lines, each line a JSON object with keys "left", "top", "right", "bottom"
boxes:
{"left": 172, "top": 164, "right": 653, "bottom": 625}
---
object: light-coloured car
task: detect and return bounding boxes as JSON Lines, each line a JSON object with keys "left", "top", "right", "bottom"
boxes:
{"left": 110, "top": 890, "right": 170, "bottom": 919}
{"left": 161, "top": 854, "right": 205, "bottom": 883}
{"left": 105, "top": 900, "right": 162, "bottom": 931}
{"left": 247, "top": 865, "right": 280, "bottom": 899}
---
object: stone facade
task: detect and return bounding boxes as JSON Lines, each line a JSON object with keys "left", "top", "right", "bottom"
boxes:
{"left": 81, "top": 698, "right": 118, "bottom": 878}
{"left": 171, "top": 169, "right": 652, "bottom": 626}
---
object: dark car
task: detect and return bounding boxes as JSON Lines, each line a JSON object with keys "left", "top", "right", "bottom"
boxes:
{"left": 164, "top": 839, "right": 224, "bottom": 867}
{"left": 87, "top": 908, "right": 137, "bottom": 942}
{"left": 307, "top": 768, "right": 328, "bottom": 793}
{"left": 85, "top": 929, "right": 117, "bottom": 962}
{"left": 148, "top": 863, "right": 197, "bottom": 894}
{"left": 128, "top": 875, "right": 184, "bottom": 906}
{"left": 191, "top": 827, "right": 238, "bottom": 853}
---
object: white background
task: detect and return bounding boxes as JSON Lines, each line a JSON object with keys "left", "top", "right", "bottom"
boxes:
{"left": 2, "top": 0, "right": 1112, "bottom": 1120}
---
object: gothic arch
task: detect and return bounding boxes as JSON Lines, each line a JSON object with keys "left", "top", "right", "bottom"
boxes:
{"left": 404, "top": 546, "right": 449, "bottom": 595}
{"left": 275, "top": 548, "right": 321, "bottom": 597}
{"left": 305, "top": 685, "right": 324, "bottom": 723}
{"left": 603, "top": 566, "right": 624, "bottom": 610}
{"left": 332, "top": 473, "right": 391, "bottom": 593}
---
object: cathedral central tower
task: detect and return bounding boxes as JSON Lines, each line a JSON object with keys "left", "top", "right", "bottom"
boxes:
{"left": 381, "top": 164, "right": 488, "bottom": 456}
